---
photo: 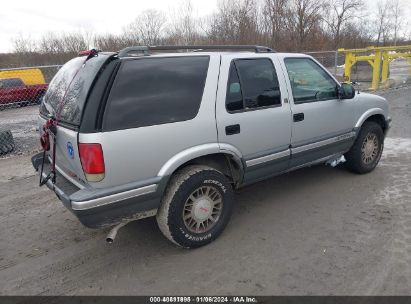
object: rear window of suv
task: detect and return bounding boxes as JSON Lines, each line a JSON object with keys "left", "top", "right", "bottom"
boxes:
{"left": 103, "top": 56, "right": 209, "bottom": 131}
{"left": 40, "top": 54, "right": 110, "bottom": 126}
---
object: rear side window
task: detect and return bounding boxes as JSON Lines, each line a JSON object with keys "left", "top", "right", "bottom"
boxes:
{"left": 226, "top": 58, "right": 281, "bottom": 113}
{"left": 104, "top": 56, "right": 209, "bottom": 131}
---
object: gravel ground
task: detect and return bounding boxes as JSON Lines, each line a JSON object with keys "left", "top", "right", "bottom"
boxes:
{"left": 0, "top": 87, "right": 410, "bottom": 295}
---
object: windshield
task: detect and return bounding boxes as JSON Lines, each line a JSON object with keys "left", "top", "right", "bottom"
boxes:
{"left": 40, "top": 54, "right": 111, "bottom": 125}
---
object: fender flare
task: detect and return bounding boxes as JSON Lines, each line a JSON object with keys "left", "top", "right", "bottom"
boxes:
{"left": 355, "top": 108, "right": 386, "bottom": 129}
{"left": 157, "top": 143, "right": 244, "bottom": 177}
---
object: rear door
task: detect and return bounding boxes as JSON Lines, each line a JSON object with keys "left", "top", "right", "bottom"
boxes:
{"left": 216, "top": 54, "right": 292, "bottom": 184}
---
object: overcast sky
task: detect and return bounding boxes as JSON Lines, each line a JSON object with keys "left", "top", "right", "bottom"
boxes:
{"left": 0, "top": 0, "right": 219, "bottom": 53}
{"left": 0, "top": 0, "right": 409, "bottom": 53}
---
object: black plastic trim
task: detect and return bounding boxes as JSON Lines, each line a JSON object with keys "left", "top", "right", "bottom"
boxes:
{"left": 74, "top": 177, "right": 169, "bottom": 228}
{"left": 79, "top": 58, "right": 121, "bottom": 133}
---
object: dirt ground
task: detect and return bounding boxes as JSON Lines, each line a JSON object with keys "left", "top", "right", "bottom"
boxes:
{"left": 0, "top": 87, "right": 410, "bottom": 295}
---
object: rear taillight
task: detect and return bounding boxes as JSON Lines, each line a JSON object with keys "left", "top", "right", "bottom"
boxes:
{"left": 79, "top": 143, "right": 105, "bottom": 182}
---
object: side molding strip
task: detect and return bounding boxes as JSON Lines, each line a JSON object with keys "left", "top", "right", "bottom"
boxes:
{"left": 291, "top": 131, "right": 356, "bottom": 154}
{"left": 246, "top": 150, "right": 290, "bottom": 167}
{"left": 72, "top": 184, "right": 158, "bottom": 211}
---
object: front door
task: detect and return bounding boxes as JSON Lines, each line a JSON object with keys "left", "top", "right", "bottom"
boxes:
{"left": 280, "top": 56, "right": 358, "bottom": 168}
{"left": 216, "top": 55, "right": 292, "bottom": 184}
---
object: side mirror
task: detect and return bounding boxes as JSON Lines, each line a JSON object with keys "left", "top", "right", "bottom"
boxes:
{"left": 339, "top": 83, "right": 355, "bottom": 99}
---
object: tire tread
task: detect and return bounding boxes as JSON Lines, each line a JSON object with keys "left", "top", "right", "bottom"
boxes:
{"left": 156, "top": 165, "right": 228, "bottom": 248}
{"left": 345, "top": 121, "right": 383, "bottom": 174}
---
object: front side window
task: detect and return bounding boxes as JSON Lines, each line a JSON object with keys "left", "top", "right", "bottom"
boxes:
{"left": 226, "top": 58, "right": 281, "bottom": 113}
{"left": 284, "top": 58, "right": 338, "bottom": 104}
{"left": 104, "top": 56, "right": 209, "bottom": 131}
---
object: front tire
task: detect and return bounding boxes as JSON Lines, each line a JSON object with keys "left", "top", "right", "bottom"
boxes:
{"left": 344, "top": 121, "right": 384, "bottom": 174}
{"left": 156, "top": 165, "right": 234, "bottom": 248}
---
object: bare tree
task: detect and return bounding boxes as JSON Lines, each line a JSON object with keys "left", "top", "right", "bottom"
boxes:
{"left": 205, "top": 0, "right": 260, "bottom": 45}
{"left": 390, "top": 0, "right": 403, "bottom": 45}
{"left": 125, "top": 9, "right": 166, "bottom": 45}
{"left": 93, "top": 33, "right": 136, "bottom": 51}
{"left": 38, "top": 32, "right": 64, "bottom": 54}
{"left": 167, "top": 0, "right": 199, "bottom": 44}
{"left": 375, "top": 0, "right": 392, "bottom": 45}
{"left": 288, "top": 0, "right": 325, "bottom": 51}
{"left": 61, "top": 32, "right": 89, "bottom": 53}
{"left": 12, "top": 34, "right": 37, "bottom": 53}
{"left": 234, "top": 0, "right": 260, "bottom": 44}
{"left": 341, "top": 19, "right": 373, "bottom": 48}
{"left": 263, "top": 0, "right": 289, "bottom": 49}
{"left": 324, "top": 0, "right": 364, "bottom": 49}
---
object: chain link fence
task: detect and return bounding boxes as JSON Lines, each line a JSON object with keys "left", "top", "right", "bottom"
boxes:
{"left": 0, "top": 65, "right": 61, "bottom": 157}
{"left": 304, "top": 51, "right": 345, "bottom": 80}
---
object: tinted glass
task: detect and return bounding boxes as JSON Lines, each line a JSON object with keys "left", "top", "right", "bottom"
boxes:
{"left": 104, "top": 56, "right": 209, "bottom": 130}
{"left": 226, "top": 58, "right": 281, "bottom": 112}
{"left": 284, "top": 58, "right": 338, "bottom": 104}
{"left": 226, "top": 62, "right": 244, "bottom": 112}
{"left": 40, "top": 54, "right": 110, "bottom": 125}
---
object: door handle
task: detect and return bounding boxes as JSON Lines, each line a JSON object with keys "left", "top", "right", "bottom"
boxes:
{"left": 225, "top": 124, "right": 240, "bottom": 135}
{"left": 293, "top": 113, "right": 304, "bottom": 122}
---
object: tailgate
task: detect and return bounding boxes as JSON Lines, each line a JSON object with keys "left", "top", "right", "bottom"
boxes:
{"left": 38, "top": 116, "right": 86, "bottom": 188}
{"left": 38, "top": 52, "right": 114, "bottom": 187}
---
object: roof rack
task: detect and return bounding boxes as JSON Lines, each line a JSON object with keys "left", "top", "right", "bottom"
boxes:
{"left": 117, "top": 45, "right": 274, "bottom": 57}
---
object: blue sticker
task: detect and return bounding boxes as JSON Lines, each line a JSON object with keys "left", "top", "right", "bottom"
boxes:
{"left": 67, "top": 142, "right": 74, "bottom": 159}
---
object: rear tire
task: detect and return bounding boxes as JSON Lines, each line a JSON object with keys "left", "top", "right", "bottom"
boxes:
{"left": 0, "top": 129, "right": 15, "bottom": 155}
{"left": 156, "top": 165, "right": 234, "bottom": 248}
{"left": 344, "top": 121, "right": 384, "bottom": 174}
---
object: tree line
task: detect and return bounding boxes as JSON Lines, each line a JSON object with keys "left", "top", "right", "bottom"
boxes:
{"left": 2, "top": 0, "right": 410, "bottom": 67}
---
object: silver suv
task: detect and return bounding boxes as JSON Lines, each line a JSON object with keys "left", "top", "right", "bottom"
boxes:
{"left": 32, "top": 45, "right": 391, "bottom": 248}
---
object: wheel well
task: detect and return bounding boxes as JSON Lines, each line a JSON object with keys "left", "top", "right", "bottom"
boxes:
{"left": 173, "top": 153, "right": 243, "bottom": 187}
{"left": 363, "top": 114, "right": 387, "bottom": 134}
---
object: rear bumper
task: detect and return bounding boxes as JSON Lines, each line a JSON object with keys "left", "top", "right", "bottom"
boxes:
{"left": 31, "top": 152, "right": 167, "bottom": 228}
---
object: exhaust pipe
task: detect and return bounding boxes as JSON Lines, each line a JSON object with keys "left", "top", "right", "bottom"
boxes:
{"left": 106, "top": 222, "right": 128, "bottom": 243}
{"left": 105, "top": 209, "right": 158, "bottom": 243}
